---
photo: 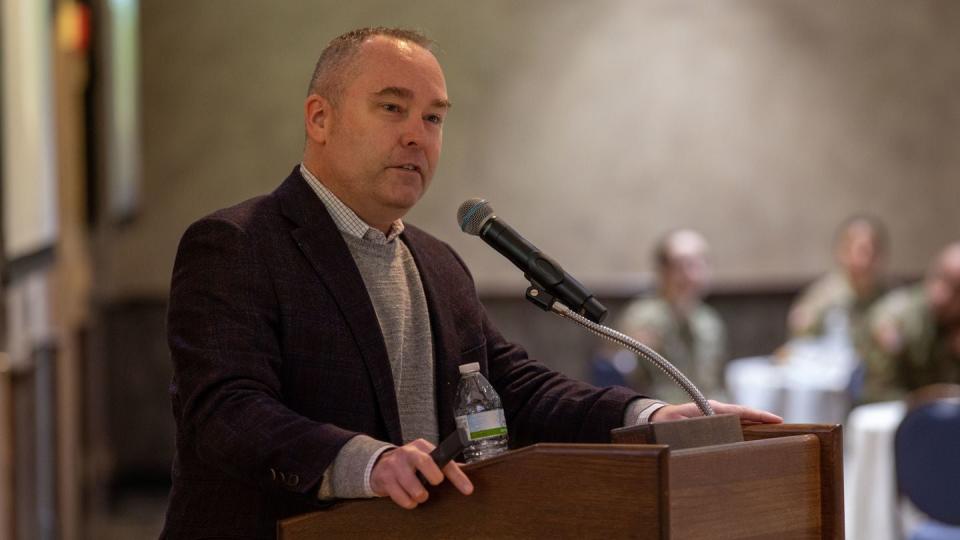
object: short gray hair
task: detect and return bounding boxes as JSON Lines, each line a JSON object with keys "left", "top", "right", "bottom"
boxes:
{"left": 306, "top": 27, "right": 434, "bottom": 103}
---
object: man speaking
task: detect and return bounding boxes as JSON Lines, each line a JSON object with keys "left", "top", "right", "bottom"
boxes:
{"left": 161, "top": 27, "right": 779, "bottom": 539}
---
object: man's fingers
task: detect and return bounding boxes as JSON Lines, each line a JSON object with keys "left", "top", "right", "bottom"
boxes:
{"left": 405, "top": 438, "right": 445, "bottom": 484}
{"left": 652, "top": 401, "right": 782, "bottom": 424}
{"left": 397, "top": 465, "right": 430, "bottom": 503}
{"left": 370, "top": 447, "right": 430, "bottom": 504}
{"left": 375, "top": 461, "right": 428, "bottom": 508}
{"left": 370, "top": 439, "right": 475, "bottom": 509}
{"left": 738, "top": 407, "right": 783, "bottom": 424}
{"left": 384, "top": 482, "right": 417, "bottom": 510}
{"left": 708, "top": 401, "right": 783, "bottom": 424}
{"left": 418, "top": 464, "right": 444, "bottom": 486}
{"left": 409, "top": 438, "right": 436, "bottom": 453}
{"left": 443, "top": 461, "right": 474, "bottom": 495}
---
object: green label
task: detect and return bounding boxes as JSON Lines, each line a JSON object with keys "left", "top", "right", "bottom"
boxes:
{"left": 470, "top": 427, "right": 508, "bottom": 439}
{"left": 456, "top": 409, "right": 508, "bottom": 441}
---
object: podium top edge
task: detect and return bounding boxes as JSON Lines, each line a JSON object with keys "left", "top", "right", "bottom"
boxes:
{"left": 461, "top": 442, "right": 669, "bottom": 470}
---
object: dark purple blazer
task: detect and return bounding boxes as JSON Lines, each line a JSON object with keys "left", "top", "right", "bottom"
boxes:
{"left": 161, "top": 167, "right": 641, "bottom": 539}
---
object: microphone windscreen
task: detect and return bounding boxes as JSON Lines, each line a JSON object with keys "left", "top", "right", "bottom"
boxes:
{"left": 457, "top": 198, "right": 493, "bottom": 235}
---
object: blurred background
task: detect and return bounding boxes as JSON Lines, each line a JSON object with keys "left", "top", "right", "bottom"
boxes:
{"left": 2, "top": 0, "right": 959, "bottom": 538}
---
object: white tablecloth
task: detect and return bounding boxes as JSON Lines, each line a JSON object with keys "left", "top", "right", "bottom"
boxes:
{"left": 728, "top": 353, "right": 910, "bottom": 540}
{"left": 725, "top": 351, "right": 855, "bottom": 424}
{"left": 844, "top": 401, "right": 906, "bottom": 540}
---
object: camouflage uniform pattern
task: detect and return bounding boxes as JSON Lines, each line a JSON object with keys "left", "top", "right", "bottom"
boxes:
{"left": 864, "top": 284, "right": 960, "bottom": 401}
{"left": 789, "top": 271, "right": 883, "bottom": 359}
{"left": 617, "top": 296, "right": 726, "bottom": 404}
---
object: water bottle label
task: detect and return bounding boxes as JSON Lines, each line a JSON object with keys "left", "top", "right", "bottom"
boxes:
{"left": 456, "top": 410, "right": 507, "bottom": 441}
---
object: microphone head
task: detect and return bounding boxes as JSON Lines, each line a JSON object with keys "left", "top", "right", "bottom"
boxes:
{"left": 457, "top": 198, "right": 494, "bottom": 236}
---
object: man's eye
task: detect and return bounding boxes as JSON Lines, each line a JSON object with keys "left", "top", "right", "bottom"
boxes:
{"left": 381, "top": 103, "right": 401, "bottom": 113}
{"left": 426, "top": 114, "right": 443, "bottom": 125}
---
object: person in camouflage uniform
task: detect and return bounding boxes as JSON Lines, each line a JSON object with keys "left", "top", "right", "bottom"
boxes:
{"left": 617, "top": 229, "right": 726, "bottom": 404}
{"left": 787, "top": 215, "right": 888, "bottom": 359}
{"left": 864, "top": 241, "right": 960, "bottom": 402}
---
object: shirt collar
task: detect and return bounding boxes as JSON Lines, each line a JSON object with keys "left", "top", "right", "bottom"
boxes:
{"left": 299, "top": 163, "right": 405, "bottom": 244}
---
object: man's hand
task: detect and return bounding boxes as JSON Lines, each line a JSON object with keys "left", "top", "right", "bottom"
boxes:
{"left": 873, "top": 320, "right": 904, "bottom": 355}
{"left": 369, "top": 438, "right": 474, "bottom": 509}
{"left": 650, "top": 400, "right": 783, "bottom": 424}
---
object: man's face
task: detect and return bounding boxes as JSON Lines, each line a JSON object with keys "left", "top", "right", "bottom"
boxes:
{"left": 927, "top": 245, "right": 960, "bottom": 326}
{"left": 836, "top": 223, "right": 883, "bottom": 279}
{"left": 662, "top": 231, "right": 711, "bottom": 299}
{"left": 316, "top": 36, "right": 449, "bottom": 227}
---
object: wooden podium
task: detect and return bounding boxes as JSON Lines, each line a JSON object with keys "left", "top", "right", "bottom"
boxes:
{"left": 278, "top": 423, "right": 842, "bottom": 539}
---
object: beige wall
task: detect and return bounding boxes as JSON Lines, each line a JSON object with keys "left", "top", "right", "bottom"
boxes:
{"left": 94, "top": 0, "right": 960, "bottom": 300}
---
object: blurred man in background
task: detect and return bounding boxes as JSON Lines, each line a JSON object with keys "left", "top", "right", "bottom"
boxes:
{"left": 616, "top": 229, "right": 726, "bottom": 403}
{"left": 865, "top": 241, "right": 960, "bottom": 401}
{"left": 788, "top": 215, "right": 889, "bottom": 358}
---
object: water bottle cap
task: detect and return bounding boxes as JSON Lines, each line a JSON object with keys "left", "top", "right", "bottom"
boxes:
{"left": 458, "top": 362, "right": 480, "bottom": 374}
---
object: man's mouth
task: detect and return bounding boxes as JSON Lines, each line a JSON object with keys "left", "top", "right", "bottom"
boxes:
{"left": 393, "top": 163, "right": 422, "bottom": 175}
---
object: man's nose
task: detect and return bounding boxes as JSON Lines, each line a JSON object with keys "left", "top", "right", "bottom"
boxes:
{"left": 399, "top": 116, "right": 427, "bottom": 147}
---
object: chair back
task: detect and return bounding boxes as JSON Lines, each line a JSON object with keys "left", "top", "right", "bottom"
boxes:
{"left": 894, "top": 385, "right": 960, "bottom": 526}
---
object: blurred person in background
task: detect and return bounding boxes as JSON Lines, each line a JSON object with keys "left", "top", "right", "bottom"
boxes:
{"left": 780, "top": 216, "right": 889, "bottom": 402}
{"left": 787, "top": 215, "right": 888, "bottom": 355}
{"left": 864, "top": 241, "right": 960, "bottom": 401}
{"left": 612, "top": 229, "right": 727, "bottom": 404}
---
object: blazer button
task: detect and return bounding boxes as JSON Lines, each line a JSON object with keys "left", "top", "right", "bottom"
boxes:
{"left": 286, "top": 474, "right": 300, "bottom": 487}
{"left": 278, "top": 471, "right": 286, "bottom": 483}
{"left": 270, "top": 468, "right": 277, "bottom": 481}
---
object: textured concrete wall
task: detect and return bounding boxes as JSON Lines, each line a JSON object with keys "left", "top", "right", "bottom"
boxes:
{"left": 95, "top": 0, "right": 960, "bottom": 299}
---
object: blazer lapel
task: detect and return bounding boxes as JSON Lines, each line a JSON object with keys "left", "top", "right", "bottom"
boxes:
{"left": 274, "top": 169, "right": 403, "bottom": 446}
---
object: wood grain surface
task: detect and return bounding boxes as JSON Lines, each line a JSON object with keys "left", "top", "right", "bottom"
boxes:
{"left": 280, "top": 425, "right": 843, "bottom": 539}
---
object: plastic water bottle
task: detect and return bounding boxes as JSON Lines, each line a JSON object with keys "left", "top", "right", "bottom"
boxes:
{"left": 454, "top": 362, "right": 508, "bottom": 463}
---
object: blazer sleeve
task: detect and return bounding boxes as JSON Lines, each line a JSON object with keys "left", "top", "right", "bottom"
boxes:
{"left": 167, "top": 216, "right": 358, "bottom": 496}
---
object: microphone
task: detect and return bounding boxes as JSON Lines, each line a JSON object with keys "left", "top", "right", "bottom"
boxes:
{"left": 457, "top": 198, "right": 607, "bottom": 323}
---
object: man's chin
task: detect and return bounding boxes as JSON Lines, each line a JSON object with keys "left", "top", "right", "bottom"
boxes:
{"left": 378, "top": 191, "right": 423, "bottom": 217}
{"left": 383, "top": 183, "right": 428, "bottom": 210}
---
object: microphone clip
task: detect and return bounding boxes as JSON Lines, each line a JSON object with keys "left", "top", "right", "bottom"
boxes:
{"left": 524, "top": 277, "right": 558, "bottom": 313}
{"left": 524, "top": 276, "right": 607, "bottom": 323}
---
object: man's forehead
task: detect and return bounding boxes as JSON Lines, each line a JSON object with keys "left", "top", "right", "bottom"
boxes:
{"left": 356, "top": 36, "right": 441, "bottom": 73}
{"left": 669, "top": 232, "right": 707, "bottom": 256}
{"left": 347, "top": 36, "right": 448, "bottom": 98}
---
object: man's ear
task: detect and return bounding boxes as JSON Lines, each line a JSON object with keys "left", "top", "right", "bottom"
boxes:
{"left": 305, "top": 94, "right": 331, "bottom": 144}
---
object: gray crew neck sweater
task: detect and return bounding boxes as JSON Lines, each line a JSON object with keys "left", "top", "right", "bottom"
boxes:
{"left": 343, "top": 234, "right": 438, "bottom": 445}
